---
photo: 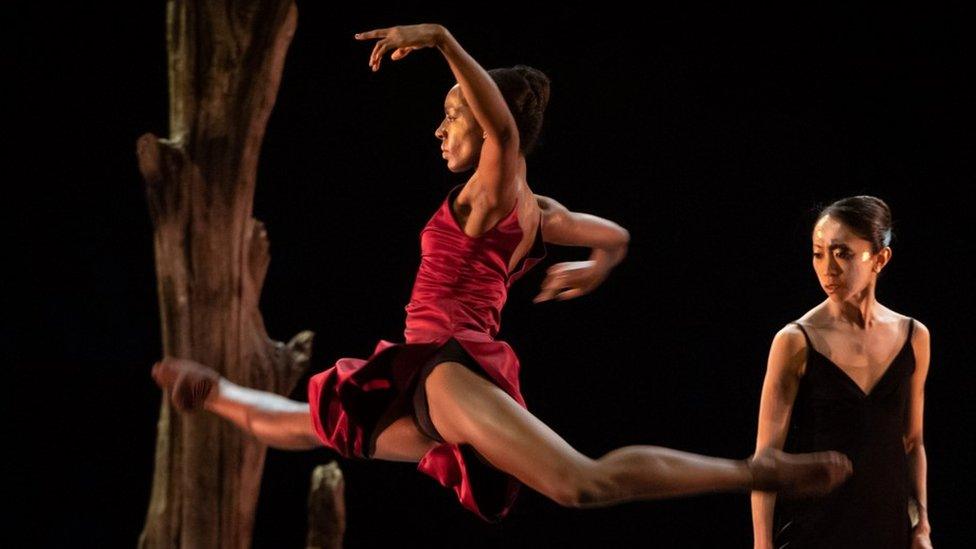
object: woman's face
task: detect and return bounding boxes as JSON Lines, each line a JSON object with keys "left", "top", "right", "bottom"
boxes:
{"left": 435, "top": 85, "right": 484, "bottom": 173}
{"left": 812, "top": 215, "right": 890, "bottom": 301}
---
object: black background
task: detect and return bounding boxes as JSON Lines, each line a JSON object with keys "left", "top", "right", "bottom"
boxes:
{"left": 9, "top": 3, "right": 974, "bottom": 547}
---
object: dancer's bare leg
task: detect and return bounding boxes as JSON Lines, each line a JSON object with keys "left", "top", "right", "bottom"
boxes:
{"left": 151, "top": 357, "right": 437, "bottom": 460}
{"left": 152, "top": 358, "right": 322, "bottom": 450}
{"left": 425, "top": 361, "right": 852, "bottom": 508}
{"left": 151, "top": 356, "right": 851, "bottom": 500}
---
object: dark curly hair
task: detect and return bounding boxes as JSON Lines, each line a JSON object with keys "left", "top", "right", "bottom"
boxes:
{"left": 817, "top": 196, "right": 894, "bottom": 253}
{"left": 487, "top": 65, "right": 551, "bottom": 156}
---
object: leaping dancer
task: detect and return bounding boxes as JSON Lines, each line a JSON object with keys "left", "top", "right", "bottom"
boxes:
{"left": 152, "top": 23, "right": 851, "bottom": 523}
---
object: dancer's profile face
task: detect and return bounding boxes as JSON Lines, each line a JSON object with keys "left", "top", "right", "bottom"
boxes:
{"left": 435, "top": 85, "right": 484, "bottom": 173}
{"left": 812, "top": 215, "right": 890, "bottom": 301}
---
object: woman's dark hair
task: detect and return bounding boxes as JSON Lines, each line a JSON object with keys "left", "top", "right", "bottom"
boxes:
{"left": 817, "top": 196, "right": 894, "bottom": 253}
{"left": 487, "top": 65, "right": 550, "bottom": 156}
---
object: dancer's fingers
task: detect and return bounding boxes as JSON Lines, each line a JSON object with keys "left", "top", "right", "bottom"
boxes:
{"left": 373, "top": 41, "right": 392, "bottom": 71}
{"left": 368, "top": 40, "right": 379, "bottom": 67}
{"left": 392, "top": 47, "right": 413, "bottom": 60}
{"left": 555, "top": 287, "right": 585, "bottom": 301}
{"left": 535, "top": 283, "right": 585, "bottom": 303}
{"left": 540, "top": 274, "right": 568, "bottom": 290}
{"left": 533, "top": 285, "right": 562, "bottom": 303}
{"left": 354, "top": 28, "right": 389, "bottom": 40}
{"left": 370, "top": 40, "right": 386, "bottom": 70}
{"left": 533, "top": 290, "right": 554, "bottom": 303}
{"left": 536, "top": 274, "right": 570, "bottom": 301}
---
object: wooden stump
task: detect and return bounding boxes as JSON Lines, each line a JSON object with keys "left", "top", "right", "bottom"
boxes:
{"left": 137, "top": 2, "right": 308, "bottom": 547}
{"left": 306, "top": 462, "right": 346, "bottom": 549}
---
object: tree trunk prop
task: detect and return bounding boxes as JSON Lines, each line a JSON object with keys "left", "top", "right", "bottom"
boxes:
{"left": 306, "top": 462, "right": 346, "bottom": 549}
{"left": 137, "top": 2, "right": 308, "bottom": 547}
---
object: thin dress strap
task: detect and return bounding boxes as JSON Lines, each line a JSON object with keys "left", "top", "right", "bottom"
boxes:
{"left": 791, "top": 321, "right": 812, "bottom": 346}
{"left": 790, "top": 319, "right": 915, "bottom": 371}
{"left": 791, "top": 321, "right": 814, "bottom": 373}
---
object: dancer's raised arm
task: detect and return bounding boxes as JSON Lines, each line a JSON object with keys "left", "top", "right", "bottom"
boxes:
{"left": 355, "top": 24, "right": 520, "bottom": 204}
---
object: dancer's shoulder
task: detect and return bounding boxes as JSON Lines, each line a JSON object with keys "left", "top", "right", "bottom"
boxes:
{"left": 767, "top": 324, "right": 809, "bottom": 380}
{"left": 865, "top": 306, "right": 928, "bottom": 347}
{"left": 907, "top": 316, "right": 930, "bottom": 355}
{"left": 534, "top": 193, "right": 572, "bottom": 232}
{"left": 535, "top": 194, "right": 564, "bottom": 214}
{"left": 772, "top": 323, "right": 808, "bottom": 351}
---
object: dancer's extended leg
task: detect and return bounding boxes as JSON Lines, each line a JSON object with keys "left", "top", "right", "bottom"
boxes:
{"left": 151, "top": 356, "right": 851, "bottom": 499}
{"left": 152, "top": 358, "right": 322, "bottom": 450}
{"left": 424, "top": 361, "right": 852, "bottom": 508}
{"left": 151, "top": 357, "right": 438, "bottom": 460}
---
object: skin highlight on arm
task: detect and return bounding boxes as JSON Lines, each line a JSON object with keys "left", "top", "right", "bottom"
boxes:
{"left": 751, "top": 325, "right": 806, "bottom": 549}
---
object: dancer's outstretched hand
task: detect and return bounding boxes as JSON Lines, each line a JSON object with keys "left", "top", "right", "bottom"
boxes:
{"left": 354, "top": 24, "right": 446, "bottom": 72}
{"left": 534, "top": 260, "right": 608, "bottom": 303}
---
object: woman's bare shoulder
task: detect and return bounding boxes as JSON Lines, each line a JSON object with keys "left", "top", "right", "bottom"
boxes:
{"left": 534, "top": 193, "right": 571, "bottom": 226}
{"left": 767, "top": 323, "right": 809, "bottom": 378}
{"left": 907, "top": 316, "right": 930, "bottom": 348}
{"left": 772, "top": 322, "right": 807, "bottom": 349}
{"left": 871, "top": 306, "right": 925, "bottom": 341}
{"left": 880, "top": 307, "right": 921, "bottom": 329}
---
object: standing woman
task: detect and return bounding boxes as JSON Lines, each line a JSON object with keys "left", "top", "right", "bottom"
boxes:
{"left": 752, "top": 196, "right": 933, "bottom": 548}
{"left": 153, "top": 23, "right": 851, "bottom": 524}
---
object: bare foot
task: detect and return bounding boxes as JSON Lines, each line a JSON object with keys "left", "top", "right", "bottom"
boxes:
{"left": 748, "top": 447, "right": 852, "bottom": 498}
{"left": 151, "top": 357, "right": 221, "bottom": 412}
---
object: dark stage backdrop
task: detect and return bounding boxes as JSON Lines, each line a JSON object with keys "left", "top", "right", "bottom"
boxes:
{"left": 9, "top": 3, "right": 973, "bottom": 548}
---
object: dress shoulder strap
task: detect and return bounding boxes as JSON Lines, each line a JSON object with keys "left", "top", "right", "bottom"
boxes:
{"left": 791, "top": 321, "right": 812, "bottom": 346}
{"left": 789, "top": 322, "right": 817, "bottom": 377}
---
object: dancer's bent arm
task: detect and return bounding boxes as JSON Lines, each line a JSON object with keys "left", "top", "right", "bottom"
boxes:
{"left": 751, "top": 325, "right": 806, "bottom": 549}
{"left": 534, "top": 194, "right": 630, "bottom": 302}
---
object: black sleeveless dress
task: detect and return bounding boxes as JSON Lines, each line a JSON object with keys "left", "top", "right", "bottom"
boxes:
{"left": 775, "top": 319, "right": 916, "bottom": 548}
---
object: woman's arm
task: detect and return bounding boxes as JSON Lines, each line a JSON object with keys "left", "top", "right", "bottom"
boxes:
{"left": 533, "top": 194, "right": 630, "bottom": 302}
{"left": 905, "top": 321, "right": 933, "bottom": 548}
{"left": 435, "top": 27, "right": 520, "bottom": 203}
{"left": 356, "top": 24, "right": 520, "bottom": 203}
{"left": 752, "top": 325, "right": 806, "bottom": 549}
{"left": 433, "top": 27, "right": 518, "bottom": 145}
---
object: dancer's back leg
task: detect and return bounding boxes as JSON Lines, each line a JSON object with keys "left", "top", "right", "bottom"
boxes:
{"left": 424, "top": 361, "right": 852, "bottom": 508}
{"left": 152, "top": 357, "right": 437, "bottom": 460}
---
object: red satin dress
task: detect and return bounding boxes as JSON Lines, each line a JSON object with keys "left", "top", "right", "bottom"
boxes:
{"left": 307, "top": 183, "right": 547, "bottom": 521}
